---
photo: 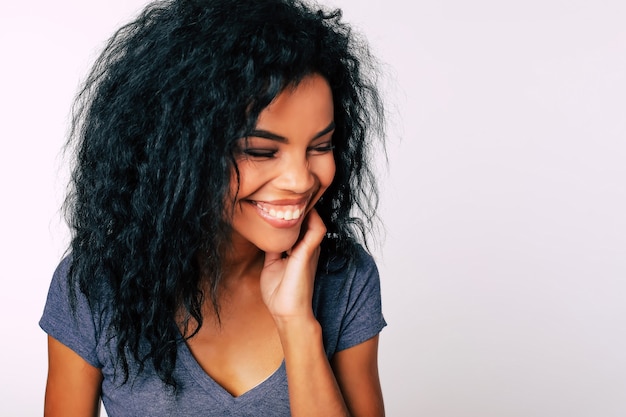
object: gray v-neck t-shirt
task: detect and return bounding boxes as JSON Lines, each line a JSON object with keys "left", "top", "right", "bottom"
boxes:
{"left": 40, "top": 246, "right": 386, "bottom": 416}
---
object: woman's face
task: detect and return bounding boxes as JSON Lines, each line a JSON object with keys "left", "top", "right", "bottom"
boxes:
{"left": 229, "top": 73, "right": 336, "bottom": 254}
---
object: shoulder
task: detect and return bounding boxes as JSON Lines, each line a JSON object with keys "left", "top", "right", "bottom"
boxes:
{"left": 314, "top": 243, "right": 386, "bottom": 355}
{"left": 316, "top": 242, "right": 380, "bottom": 293}
{"left": 318, "top": 240, "right": 378, "bottom": 273}
{"left": 41, "top": 255, "right": 75, "bottom": 317}
{"left": 49, "top": 255, "right": 73, "bottom": 290}
{"left": 40, "top": 255, "right": 108, "bottom": 368}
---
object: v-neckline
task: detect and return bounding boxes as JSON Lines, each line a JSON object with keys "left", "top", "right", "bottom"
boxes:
{"left": 176, "top": 336, "right": 286, "bottom": 404}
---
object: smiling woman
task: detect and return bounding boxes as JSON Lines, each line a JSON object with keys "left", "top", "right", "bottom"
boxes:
{"left": 39, "top": 0, "right": 386, "bottom": 416}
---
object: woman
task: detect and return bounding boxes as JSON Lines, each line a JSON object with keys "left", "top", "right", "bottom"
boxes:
{"left": 40, "top": 0, "right": 386, "bottom": 415}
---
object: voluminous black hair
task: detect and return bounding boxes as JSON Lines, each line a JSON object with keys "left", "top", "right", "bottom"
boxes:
{"left": 65, "top": 0, "right": 384, "bottom": 388}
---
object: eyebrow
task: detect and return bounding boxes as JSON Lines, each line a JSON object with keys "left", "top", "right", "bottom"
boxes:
{"left": 247, "top": 121, "right": 335, "bottom": 143}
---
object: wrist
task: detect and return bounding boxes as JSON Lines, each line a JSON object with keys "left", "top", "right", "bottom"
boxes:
{"left": 274, "top": 315, "right": 322, "bottom": 346}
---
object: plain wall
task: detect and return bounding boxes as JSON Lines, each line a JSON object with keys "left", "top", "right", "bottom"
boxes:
{"left": 1, "top": 0, "right": 625, "bottom": 415}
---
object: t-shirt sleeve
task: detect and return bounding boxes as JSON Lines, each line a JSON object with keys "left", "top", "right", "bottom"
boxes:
{"left": 39, "top": 257, "right": 102, "bottom": 368}
{"left": 335, "top": 251, "right": 387, "bottom": 352}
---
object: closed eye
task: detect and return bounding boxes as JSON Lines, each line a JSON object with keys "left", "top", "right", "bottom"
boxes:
{"left": 308, "top": 142, "right": 335, "bottom": 155}
{"left": 242, "top": 148, "right": 277, "bottom": 158}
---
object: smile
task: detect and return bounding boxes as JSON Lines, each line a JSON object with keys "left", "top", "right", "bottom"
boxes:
{"left": 252, "top": 200, "right": 308, "bottom": 221}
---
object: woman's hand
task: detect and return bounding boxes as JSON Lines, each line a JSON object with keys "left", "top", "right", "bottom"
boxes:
{"left": 259, "top": 208, "right": 326, "bottom": 323}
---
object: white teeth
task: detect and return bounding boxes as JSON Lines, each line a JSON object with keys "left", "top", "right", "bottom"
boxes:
{"left": 255, "top": 202, "right": 305, "bottom": 220}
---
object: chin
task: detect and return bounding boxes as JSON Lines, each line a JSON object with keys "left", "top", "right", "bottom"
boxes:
{"left": 254, "top": 230, "right": 301, "bottom": 254}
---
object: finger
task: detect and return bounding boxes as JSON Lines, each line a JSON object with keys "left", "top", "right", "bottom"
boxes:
{"left": 291, "top": 209, "right": 326, "bottom": 256}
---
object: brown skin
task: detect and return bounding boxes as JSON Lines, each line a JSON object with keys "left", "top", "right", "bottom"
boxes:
{"left": 183, "top": 253, "right": 284, "bottom": 397}
{"left": 332, "top": 336, "right": 385, "bottom": 417}
{"left": 44, "top": 75, "right": 384, "bottom": 416}
{"left": 45, "top": 336, "right": 102, "bottom": 417}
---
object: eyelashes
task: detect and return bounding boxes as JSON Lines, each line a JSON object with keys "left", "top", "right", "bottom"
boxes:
{"left": 239, "top": 142, "right": 334, "bottom": 160}
{"left": 309, "top": 144, "right": 335, "bottom": 154}
{"left": 242, "top": 149, "right": 277, "bottom": 158}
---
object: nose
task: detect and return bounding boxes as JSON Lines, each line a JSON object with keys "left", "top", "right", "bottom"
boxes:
{"left": 275, "top": 153, "right": 315, "bottom": 193}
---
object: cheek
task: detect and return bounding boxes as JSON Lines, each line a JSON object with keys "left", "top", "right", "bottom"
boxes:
{"left": 310, "top": 157, "right": 335, "bottom": 207}
{"left": 230, "top": 160, "right": 258, "bottom": 198}
{"left": 320, "top": 156, "right": 336, "bottom": 189}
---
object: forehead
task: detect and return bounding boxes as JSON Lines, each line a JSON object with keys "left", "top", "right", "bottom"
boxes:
{"left": 254, "top": 74, "right": 334, "bottom": 133}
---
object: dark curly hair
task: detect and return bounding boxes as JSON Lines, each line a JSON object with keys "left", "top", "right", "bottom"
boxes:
{"left": 64, "top": 0, "right": 384, "bottom": 388}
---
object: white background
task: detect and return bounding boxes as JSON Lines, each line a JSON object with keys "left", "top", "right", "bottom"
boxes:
{"left": 1, "top": 0, "right": 625, "bottom": 416}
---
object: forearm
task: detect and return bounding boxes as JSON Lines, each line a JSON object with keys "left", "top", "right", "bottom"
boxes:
{"left": 277, "top": 317, "right": 349, "bottom": 417}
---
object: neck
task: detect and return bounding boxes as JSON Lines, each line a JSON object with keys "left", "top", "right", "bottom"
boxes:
{"left": 220, "top": 236, "right": 265, "bottom": 286}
